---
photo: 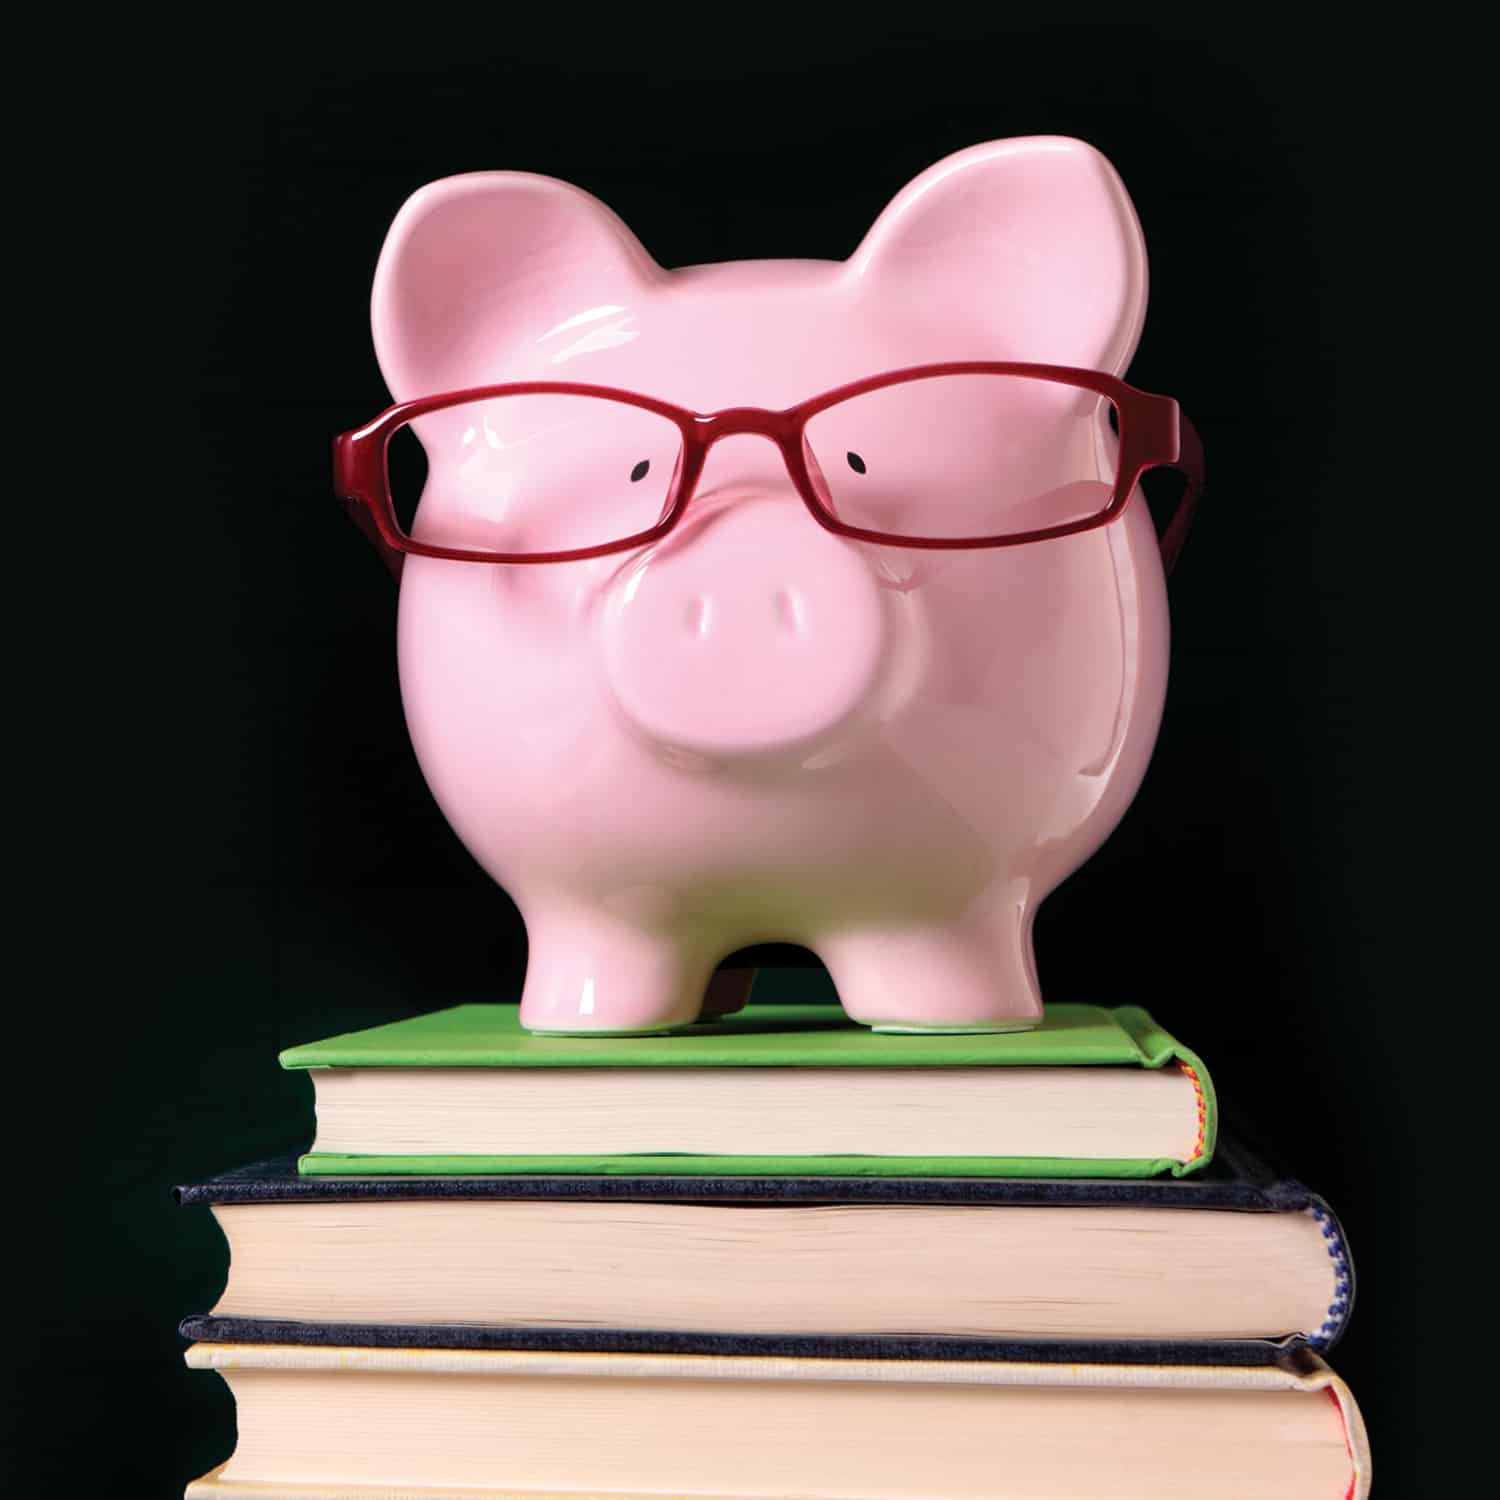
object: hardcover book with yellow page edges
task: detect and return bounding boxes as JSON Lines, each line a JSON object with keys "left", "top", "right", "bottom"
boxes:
{"left": 281, "top": 1002, "right": 1215, "bottom": 1178}
{"left": 181, "top": 1343, "right": 1369, "bottom": 1500}
{"left": 176, "top": 1132, "right": 1353, "bottom": 1357}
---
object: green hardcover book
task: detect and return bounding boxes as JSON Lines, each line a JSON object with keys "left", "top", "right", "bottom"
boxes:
{"left": 284, "top": 1003, "right": 1216, "bottom": 1179}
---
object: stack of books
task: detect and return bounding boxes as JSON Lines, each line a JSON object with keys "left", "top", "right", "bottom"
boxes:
{"left": 178, "top": 999, "right": 1370, "bottom": 1497}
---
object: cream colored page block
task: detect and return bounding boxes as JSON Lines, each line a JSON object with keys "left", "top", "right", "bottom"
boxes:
{"left": 213, "top": 1199, "right": 1336, "bottom": 1339}
{"left": 311, "top": 1065, "right": 1200, "bottom": 1159}
{"left": 188, "top": 1469, "right": 626, "bottom": 1500}
{"left": 184, "top": 1344, "right": 1328, "bottom": 1383}
{"left": 211, "top": 1366, "right": 1355, "bottom": 1499}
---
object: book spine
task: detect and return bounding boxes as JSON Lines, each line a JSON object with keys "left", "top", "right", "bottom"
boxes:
{"left": 1305, "top": 1197, "right": 1356, "bottom": 1351}
{"left": 1178, "top": 1058, "right": 1211, "bottom": 1170}
{"left": 1110, "top": 1008, "right": 1218, "bottom": 1175}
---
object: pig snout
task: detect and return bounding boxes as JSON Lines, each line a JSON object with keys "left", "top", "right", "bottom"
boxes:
{"left": 600, "top": 497, "right": 888, "bottom": 757}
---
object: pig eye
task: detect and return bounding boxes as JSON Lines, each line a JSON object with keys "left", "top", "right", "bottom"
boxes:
{"left": 846, "top": 452, "right": 867, "bottom": 475}
{"left": 630, "top": 460, "right": 651, "bottom": 483}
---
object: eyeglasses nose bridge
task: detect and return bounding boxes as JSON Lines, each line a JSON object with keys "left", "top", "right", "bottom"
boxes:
{"left": 676, "top": 407, "right": 815, "bottom": 518}
{"left": 690, "top": 404, "right": 803, "bottom": 445}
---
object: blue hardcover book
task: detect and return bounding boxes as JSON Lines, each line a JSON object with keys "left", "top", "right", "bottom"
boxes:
{"left": 177, "top": 1135, "right": 1352, "bottom": 1364}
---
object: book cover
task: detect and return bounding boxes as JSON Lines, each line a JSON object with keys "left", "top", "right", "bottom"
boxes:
{"left": 177, "top": 1315, "right": 1325, "bottom": 1370}
{"left": 281, "top": 1002, "right": 1216, "bottom": 1178}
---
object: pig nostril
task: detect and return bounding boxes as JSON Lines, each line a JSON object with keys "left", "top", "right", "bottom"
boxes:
{"left": 774, "top": 587, "right": 807, "bottom": 638}
{"left": 684, "top": 596, "right": 712, "bottom": 638}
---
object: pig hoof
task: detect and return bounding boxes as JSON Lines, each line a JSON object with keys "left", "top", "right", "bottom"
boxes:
{"left": 869, "top": 1018, "right": 1042, "bottom": 1034}
{"left": 818, "top": 926, "right": 1045, "bottom": 1036}
{"left": 517, "top": 922, "right": 718, "bottom": 1036}
{"left": 525, "top": 1025, "right": 688, "bottom": 1037}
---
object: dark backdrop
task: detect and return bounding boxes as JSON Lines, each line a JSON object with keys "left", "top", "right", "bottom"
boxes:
{"left": 29, "top": 17, "right": 1433, "bottom": 1495}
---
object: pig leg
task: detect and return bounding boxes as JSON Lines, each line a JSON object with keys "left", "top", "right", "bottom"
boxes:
{"left": 518, "top": 908, "right": 720, "bottom": 1035}
{"left": 818, "top": 916, "right": 1043, "bottom": 1033}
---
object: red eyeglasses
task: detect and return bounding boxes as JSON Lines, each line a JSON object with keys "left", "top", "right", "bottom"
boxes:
{"left": 333, "top": 362, "right": 1204, "bottom": 578}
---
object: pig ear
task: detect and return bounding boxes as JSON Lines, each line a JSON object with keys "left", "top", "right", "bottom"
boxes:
{"left": 848, "top": 137, "right": 1147, "bottom": 374}
{"left": 371, "top": 173, "right": 663, "bottom": 400}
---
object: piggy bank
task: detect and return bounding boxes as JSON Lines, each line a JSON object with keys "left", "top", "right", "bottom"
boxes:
{"left": 334, "top": 136, "right": 1202, "bottom": 1034}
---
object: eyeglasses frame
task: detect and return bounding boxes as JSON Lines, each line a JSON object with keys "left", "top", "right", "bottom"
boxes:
{"left": 332, "top": 362, "right": 1205, "bottom": 580}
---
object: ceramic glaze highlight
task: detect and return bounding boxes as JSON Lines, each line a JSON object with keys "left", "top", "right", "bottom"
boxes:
{"left": 370, "top": 137, "right": 1172, "bottom": 1033}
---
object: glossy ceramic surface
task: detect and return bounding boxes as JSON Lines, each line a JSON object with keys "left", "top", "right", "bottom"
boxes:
{"left": 370, "top": 136, "right": 1172, "bottom": 1033}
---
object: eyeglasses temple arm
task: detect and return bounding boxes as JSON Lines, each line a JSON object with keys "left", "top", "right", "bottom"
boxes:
{"left": 340, "top": 496, "right": 406, "bottom": 580}
{"left": 1159, "top": 407, "right": 1205, "bottom": 577}
{"left": 334, "top": 433, "right": 405, "bottom": 580}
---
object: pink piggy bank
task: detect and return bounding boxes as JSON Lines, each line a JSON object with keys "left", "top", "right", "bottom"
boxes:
{"left": 335, "top": 136, "right": 1202, "bottom": 1035}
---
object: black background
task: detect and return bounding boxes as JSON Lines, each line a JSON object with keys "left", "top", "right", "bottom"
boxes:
{"left": 27, "top": 16, "right": 1438, "bottom": 1495}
